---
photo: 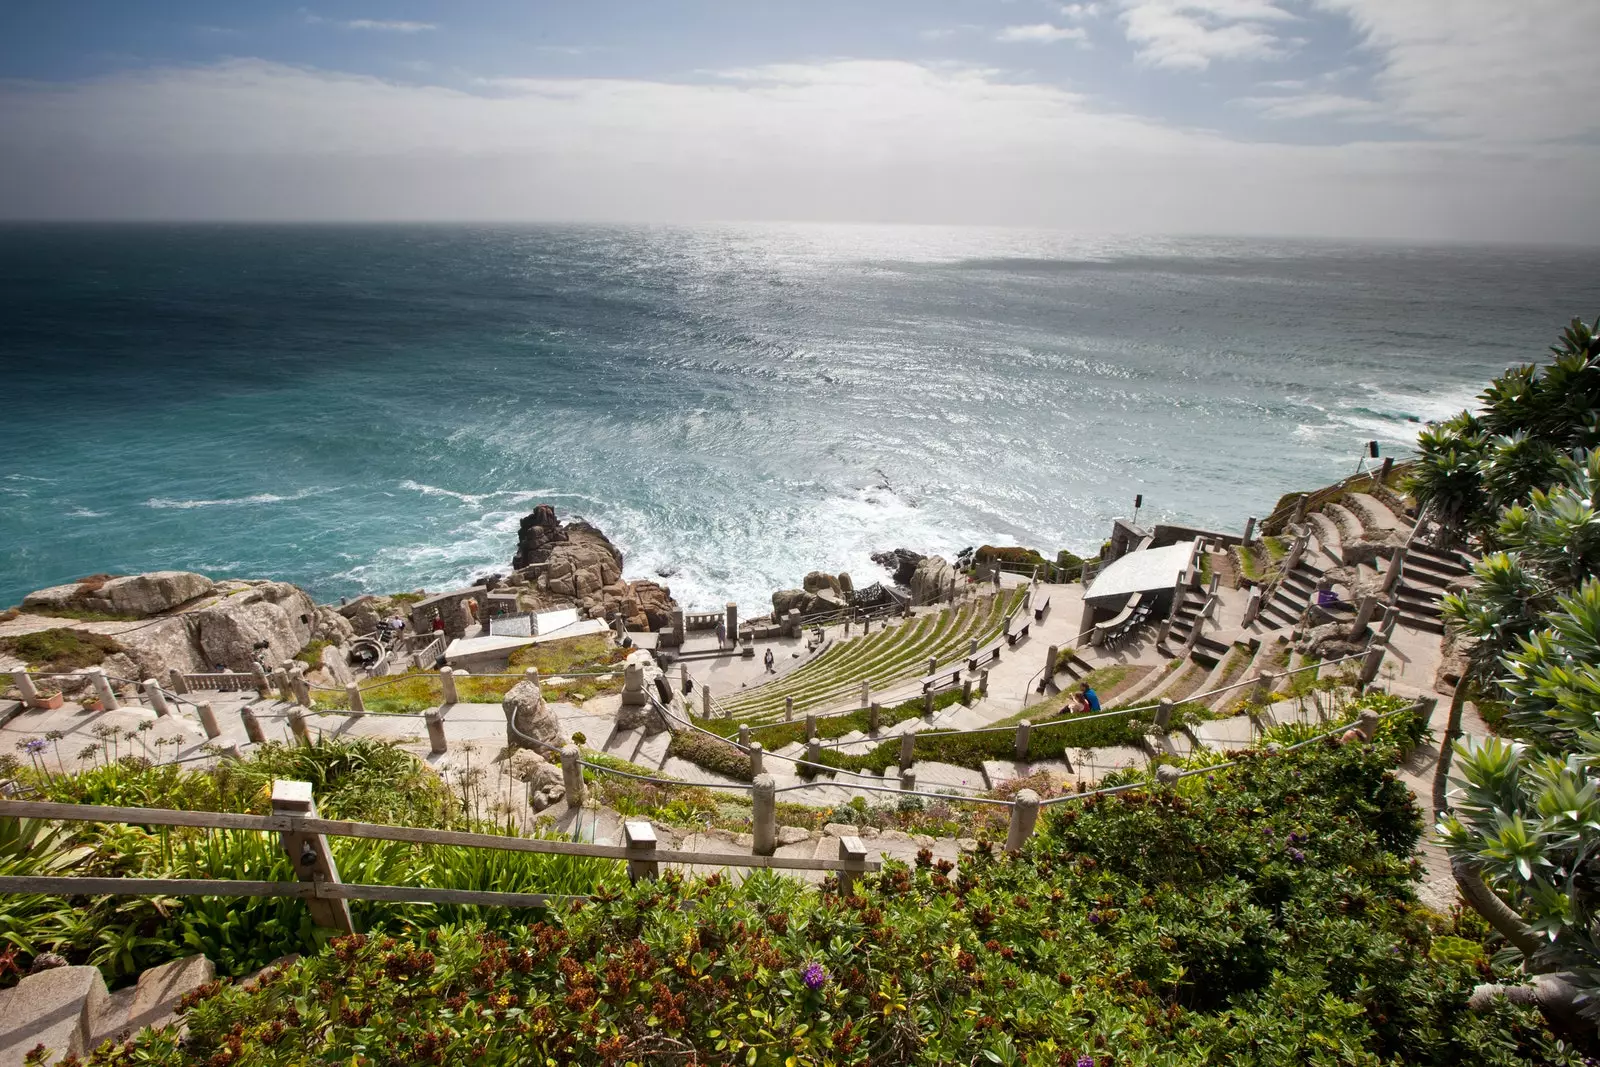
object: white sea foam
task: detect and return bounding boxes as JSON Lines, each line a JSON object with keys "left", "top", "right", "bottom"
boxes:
{"left": 145, "top": 488, "right": 327, "bottom": 509}
{"left": 67, "top": 508, "right": 107, "bottom": 518}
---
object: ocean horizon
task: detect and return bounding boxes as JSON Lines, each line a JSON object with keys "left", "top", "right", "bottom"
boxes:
{"left": 2, "top": 222, "right": 1595, "bottom": 612}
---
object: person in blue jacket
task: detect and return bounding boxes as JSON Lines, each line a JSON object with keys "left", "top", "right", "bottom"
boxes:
{"left": 1078, "top": 682, "right": 1101, "bottom": 714}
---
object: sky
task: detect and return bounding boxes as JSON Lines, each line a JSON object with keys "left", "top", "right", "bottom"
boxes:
{"left": 1, "top": 1, "right": 1597, "bottom": 241}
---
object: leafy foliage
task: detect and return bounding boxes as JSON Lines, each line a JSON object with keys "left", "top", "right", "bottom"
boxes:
{"left": 76, "top": 733, "right": 1575, "bottom": 1067}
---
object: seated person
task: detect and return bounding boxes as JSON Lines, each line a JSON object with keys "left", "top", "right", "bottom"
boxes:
{"left": 1075, "top": 683, "right": 1101, "bottom": 714}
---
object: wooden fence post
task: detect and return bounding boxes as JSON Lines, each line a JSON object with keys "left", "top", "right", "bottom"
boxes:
{"left": 1015, "top": 720, "right": 1032, "bottom": 760}
{"left": 624, "top": 820, "right": 659, "bottom": 882}
{"left": 838, "top": 835, "right": 868, "bottom": 895}
{"left": 752, "top": 774, "right": 776, "bottom": 856}
{"left": 1006, "top": 789, "right": 1040, "bottom": 851}
{"left": 271, "top": 779, "right": 354, "bottom": 933}
{"left": 425, "top": 710, "right": 448, "bottom": 754}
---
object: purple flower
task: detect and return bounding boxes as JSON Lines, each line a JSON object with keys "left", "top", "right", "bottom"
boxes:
{"left": 1078, "top": 1056, "right": 1095, "bottom": 1067}
{"left": 1087, "top": 910, "right": 1103, "bottom": 925}
{"left": 22, "top": 739, "right": 47, "bottom": 755}
{"left": 801, "top": 961, "right": 827, "bottom": 991}
{"left": 1288, "top": 848, "right": 1305, "bottom": 864}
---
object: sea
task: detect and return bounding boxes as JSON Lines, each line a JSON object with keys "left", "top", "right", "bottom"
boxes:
{"left": 1, "top": 224, "right": 1595, "bottom": 613}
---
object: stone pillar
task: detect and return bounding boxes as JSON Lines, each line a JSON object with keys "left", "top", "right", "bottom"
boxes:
{"left": 805, "top": 714, "right": 817, "bottom": 741}
{"left": 143, "top": 679, "right": 172, "bottom": 717}
{"left": 169, "top": 667, "right": 190, "bottom": 695}
{"left": 961, "top": 678, "right": 973, "bottom": 705}
{"left": 524, "top": 667, "right": 541, "bottom": 687}
{"left": 927, "top": 655, "right": 937, "bottom": 676}
{"left": 89, "top": 668, "right": 119, "bottom": 711}
{"left": 969, "top": 637, "right": 979, "bottom": 658}
{"left": 805, "top": 739, "right": 821, "bottom": 768}
{"left": 1381, "top": 605, "right": 1399, "bottom": 637}
{"left": 241, "top": 706, "right": 266, "bottom": 744}
{"left": 1359, "top": 639, "right": 1386, "bottom": 687}
{"left": 1207, "top": 572, "right": 1220, "bottom": 595}
{"left": 1155, "top": 699, "right": 1174, "bottom": 734}
{"left": 1242, "top": 516, "right": 1256, "bottom": 545}
{"left": 979, "top": 669, "right": 989, "bottom": 697}
{"left": 1351, "top": 595, "right": 1379, "bottom": 636}
{"left": 751, "top": 774, "right": 776, "bottom": 856}
{"left": 273, "top": 669, "right": 293, "bottom": 703}
{"left": 859, "top": 680, "right": 870, "bottom": 708}
{"left": 1006, "top": 788, "right": 1040, "bottom": 851}
{"left": 1253, "top": 670, "right": 1279, "bottom": 705}
{"left": 898, "top": 733, "right": 915, "bottom": 771}
{"left": 623, "top": 820, "right": 659, "bottom": 882}
{"left": 272, "top": 780, "right": 354, "bottom": 933}
{"left": 219, "top": 743, "right": 244, "bottom": 762}
{"left": 561, "top": 745, "right": 584, "bottom": 810}
{"left": 1356, "top": 709, "right": 1381, "bottom": 741}
{"left": 899, "top": 768, "right": 917, "bottom": 792}
{"left": 1044, "top": 644, "right": 1058, "bottom": 685}
{"left": 737, "top": 724, "right": 750, "bottom": 748}
{"left": 701, "top": 685, "right": 711, "bottom": 719}
{"left": 439, "top": 667, "right": 458, "bottom": 705}
{"left": 1382, "top": 546, "right": 1408, "bottom": 595}
{"left": 725, "top": 602, "right": 738, "bottom": 644}
{"left": 288, "top": 706, "right": 311, "bottom": 743}
{"left": 425, "top": 710, "right": 448, "bottom": 754}
{"left": 252, "top": 664, "right": 271, "bottom": 694}
{"left": 678, "top": 663, "right": 688, "bottom": 694}
{"left": 868, "top": 703, "right": 880, "bottom": 732}
{"left": 1242, "top": 587, "right": 1262, "bottom": 627}
{"left": 1292, "top": 493, "right": 1308, "bottom": 524}
{"left": 1078, "top": 600, "right": 1097, "bottom": 644}
{"left": 923, "top": 691, "right": 934, "bottom": 717}
{"left": 784, "top": 696, "right": 794, "bottom": 721}
{"left": 346, "top": 683, "right": 365, "bottom": 714}
{"left": 290, "top": 668, "right": 311, "bottom": 708}
{"left": 838, "top": 835, "right": 869, "bottom": 895}
{"left": 1379, "top": 456, "right": 1393, "bottom": 481}
{"left": 1015, "top": 720, "right": 1032, "bottom": 760}
{"left": 196, "top": 701, "right": 221, "bottom": 739}
{"left": 748, "top": 741, "right": 764, "bottom": 777}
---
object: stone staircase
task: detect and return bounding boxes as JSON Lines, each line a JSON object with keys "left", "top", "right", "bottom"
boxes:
{"left": 1255, "top": 557, "right": 1323, "bottom": 631}
{"left": 1391, "top": 543, "right": 1473, "bottom": 636}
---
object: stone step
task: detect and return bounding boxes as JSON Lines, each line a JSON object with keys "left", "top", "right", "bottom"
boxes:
{"left": 0, "top": 965, "right": 109, "bottom": 1066}
{"left": 633, "top": 730, "right": 673, "bottom": 770}
{"left": 91, "top": 954, "right": 216, "bottom": 1049}
{"left": 602, "top": 725, "right": 645, "bottom": 761}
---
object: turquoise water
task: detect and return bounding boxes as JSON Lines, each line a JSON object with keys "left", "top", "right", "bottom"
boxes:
{"left": 1, "top": 223, "right": 1594, "bottom": 611}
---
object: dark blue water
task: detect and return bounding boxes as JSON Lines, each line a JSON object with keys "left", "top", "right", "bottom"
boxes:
{"left": 1, "top": 223, "right": 1594, "bottom": 611}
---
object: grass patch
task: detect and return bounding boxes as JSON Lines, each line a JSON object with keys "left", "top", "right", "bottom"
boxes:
{"left": 0, "top": 628, "right": 123, "bottom": 672}
{"left": 1286, "top": 655, "right": 1323, "bottom": 698}
{"left": 294, "top": 639, "right": 332, "bottom": 669}
{"left": 665, "top": 729, "right": 754, "bottom": 781}
{"left": 508, "top": 634, "right": 628, "bottom": 675}
{"left": 388, "top": 591, "right": 425, "bottom": 606}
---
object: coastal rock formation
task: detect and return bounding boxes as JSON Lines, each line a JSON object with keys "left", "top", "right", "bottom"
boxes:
{"left": 802, "top": 571, "right": 842, "bottom": 596}
{"left": 193, "top": 582, "right": 317, "bottom": 671}
{"left": 771, "top": 589, "right": 809, "bottom": 618}
{"left": 114, "top": 618, "right": 209, "bottom": 678}
{"left": 313, "top": 606, "right": 356, "bottom": 646}
{"left": 510, "top": 506, "right": 679, "bottom": 630}
{"left": 22, "top": 571, "right": 215, "bottom": 619}
{"left": 503, "top": 679, "right": 562, "bottom": 751}
{"left": 909, "top": 556, "right": 957, "bottom": 605}
{"left": 871, "top": 548, "right": 925, "bottom": 587}
{"left": 837, "top": 572, "right": 854, "bottom": 597}
{"left": 515, "top": 752, "right": 567, "bottom": 812}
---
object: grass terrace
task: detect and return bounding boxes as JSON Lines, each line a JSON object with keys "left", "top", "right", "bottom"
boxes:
{"left": 719, "top": 588, "right": 1025, "bottom": 723}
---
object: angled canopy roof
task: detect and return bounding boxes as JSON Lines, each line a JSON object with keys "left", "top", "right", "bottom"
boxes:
{"left": 1084, "top": 539, "right": 1198, "bottom": 605}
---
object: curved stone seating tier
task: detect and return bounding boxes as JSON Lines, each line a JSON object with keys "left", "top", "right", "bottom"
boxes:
{"left": 1321, "top": 502, "right": 1364, "bottom": 546}
{"left": 724, "top": 597, "right": 1008, "bottom": 723}
{"left": 1343, "top": 492, "right": 1408, "bottom": 537}
{"left": 720, "top": 589, "right": 1023, "bottom": 723}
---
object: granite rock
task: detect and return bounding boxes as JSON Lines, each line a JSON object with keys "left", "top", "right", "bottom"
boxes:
{"left": 504, "top": 679, "right": 563, "bottom": 751}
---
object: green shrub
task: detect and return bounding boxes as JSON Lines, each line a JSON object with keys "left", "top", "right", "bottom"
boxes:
{"left": 665, "top": 730, "right": 754, "bottom": 782}
{"left": 79, "top": 732, "right": 1566, "bottom": 1067}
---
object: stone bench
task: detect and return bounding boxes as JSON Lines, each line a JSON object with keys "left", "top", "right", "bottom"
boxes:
{"left": 920, "top": 665, "right": 963, "bottom": 693}
{"left": 967, "top": 643, "right": 1002, "bottom": 672}
{"left": 1006, "top": 619, "right": 1032, "bottom": 647}
{"left": 1033, "top": 596, "right": 1051, "bottom": 623}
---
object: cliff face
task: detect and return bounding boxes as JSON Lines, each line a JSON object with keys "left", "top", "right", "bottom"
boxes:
{"left": 510, "top": 506, "right": 678, "bottom": 630}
